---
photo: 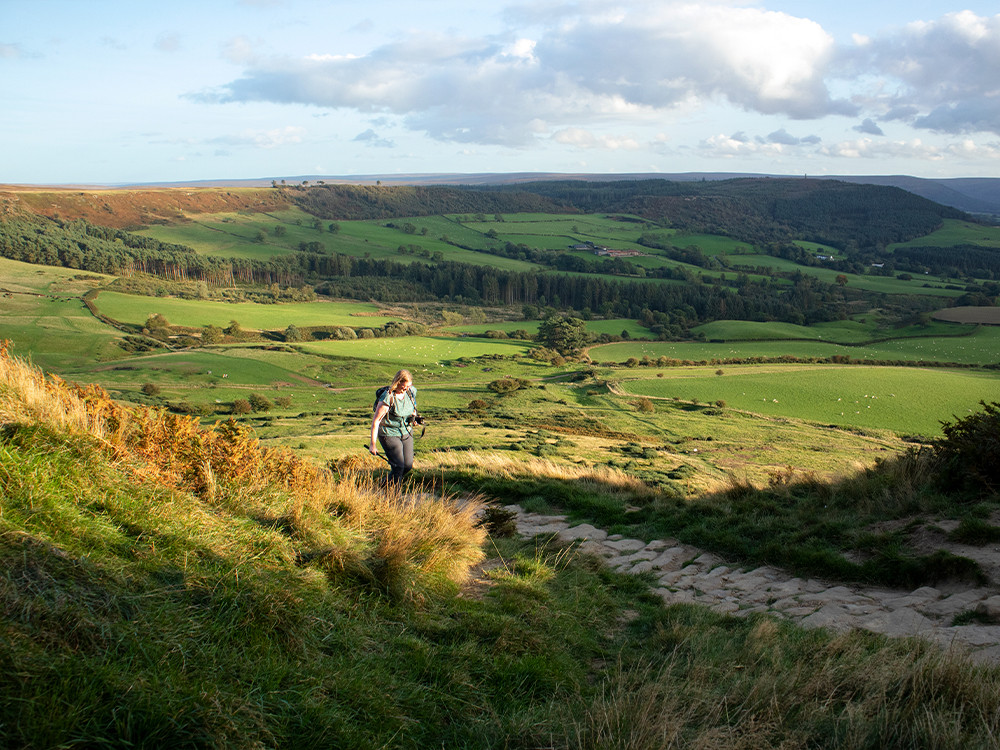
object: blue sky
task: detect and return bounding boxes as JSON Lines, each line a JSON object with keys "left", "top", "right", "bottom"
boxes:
{"left": 3, "top": 0, "right": 1000, "bottom": 184}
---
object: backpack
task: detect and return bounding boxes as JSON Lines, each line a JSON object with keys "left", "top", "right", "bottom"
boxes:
{"left": 373, "top": 385, "right": 416, "bottom": 418}
{"left": 373, "top": 385, "right": 424, "bottom": 437}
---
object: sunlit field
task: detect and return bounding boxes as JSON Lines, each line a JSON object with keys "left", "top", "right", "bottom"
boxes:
{"left": 592, "top": 326, "right": 1000, "bottom": 366}
{"left": 91, "top": 291, "right": 399, "bottom": 330}
{"left": 614, "top": 363, "right": 1000, "bottom": 436}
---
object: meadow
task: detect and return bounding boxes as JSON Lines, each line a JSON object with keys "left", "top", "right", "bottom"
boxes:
{"left": 890, "top": 218, "right": 1000, "bottom": 249}
{"left": 592, "top": 325, "right": 1000, "bottom": 366}
{"left": 131, "top": 207, "right": 995, "bottom": 303}
{"left": 613, "top": 363, "right": 1000, "bottom": 436}
{"left": 91, "top": 291, "right": 399, "bottom": 330}
{"left": 692, "top": 318, "right": 979, "bottom": 344}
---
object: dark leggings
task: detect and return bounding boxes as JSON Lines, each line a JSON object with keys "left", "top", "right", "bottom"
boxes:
{"left": 378, "top": 431, "right": 413, "bottom": 484}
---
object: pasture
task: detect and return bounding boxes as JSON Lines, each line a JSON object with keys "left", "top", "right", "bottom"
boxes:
{"left": 136, "top": 208, "right": 542, "bottom": 272}
{"left": 614, "top": 363, "right": 1000, "bottom": 436}
{"left": 91, "top": 292, "right": 399, "bottom": 330}
{"left": 591, "top": 325, "right": 1000, "bottom": 366}
{"left": 298, "top": 335, "right": 535, "bottom": 368}
{"left": 693, "top": 318, "right": 977, "bottom": 344}
{"left": 131, "top": 209, "right": 993, "bottom": 305}
{"left": 890, "top": 218, "right": 1000, "bottom": 249}
{"left": 727, "top": 255, "right": 967, "bottom": 297}
{"left": 0, "top": 292, "right": 123, "bottom": 368}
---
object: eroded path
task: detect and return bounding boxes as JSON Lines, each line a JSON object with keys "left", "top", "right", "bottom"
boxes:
{"left": 510, "top": 505, "right": 1000, "bottom": 663}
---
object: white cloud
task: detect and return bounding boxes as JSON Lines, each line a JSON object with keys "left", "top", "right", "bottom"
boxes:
{"left": 842, "top": 11, "right": 1000, "bottom": 135}
{"left": 188, "top": 3, "right": 1000, "bottom": 154}
{"left": 196, "top": 2, "right": 853, "bottom": 146}
{"left": 551, "top": 128, "right": 641, "bottom": 150}
{"left": 209, "top": 126, "right": 306, "bottom": 149}
{"left": 821, "top": 136, "right": 1000, "bottom": 162}
{"left": 699, "top": 132, "right": 787, "bottom": 158}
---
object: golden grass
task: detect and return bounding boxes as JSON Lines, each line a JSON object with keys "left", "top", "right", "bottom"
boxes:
{"left": 0, "top": 341, "right": 485, "bottom": 593}
{"left": 429, "top": 449, "right": 658, "bottom": 497}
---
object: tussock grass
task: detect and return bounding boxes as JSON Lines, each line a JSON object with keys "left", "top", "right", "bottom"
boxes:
{"left": 558, "top": 608, "right": 1000, "bottom": 750}
{"left": 428, "top": 450, "right": 658, "bottom": 523}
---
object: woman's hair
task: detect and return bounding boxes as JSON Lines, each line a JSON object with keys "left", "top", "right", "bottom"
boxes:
{"left": 390, "top": 369, "right": 412, "bottom": 390}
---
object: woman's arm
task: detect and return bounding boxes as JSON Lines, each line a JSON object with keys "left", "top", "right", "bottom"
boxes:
{"left": 369, "top": 402, "right": 389, "bottom": 454}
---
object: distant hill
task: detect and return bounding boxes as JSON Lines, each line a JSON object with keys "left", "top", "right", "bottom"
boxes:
{"left": 98, "top": 172, "right": 1000, "bottom": 218}
{"left": 2, "top": 177, "right": 970, "bottom": 251}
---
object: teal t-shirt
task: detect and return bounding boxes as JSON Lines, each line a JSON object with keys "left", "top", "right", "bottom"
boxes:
{"left": 377, "top": 387, "right": 417, "bottom": 437}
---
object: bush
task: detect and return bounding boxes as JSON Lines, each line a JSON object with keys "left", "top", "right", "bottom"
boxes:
{"left": 248, "top": 393, "right": 273, "bottom": 413}
{"left": 231, "top": 398, "right": 251, "bottom": 415}
{"left": 936, "top": 401, "right": 1000, "bottom": 496}
{"left": 636, "top": 397, "right": 654, "bottom": 413}
{"left": 141, "top": 382, "right": 161, "bottom": 397}
{"left": 488, "top": 377, "right": 530, "bottom": 394}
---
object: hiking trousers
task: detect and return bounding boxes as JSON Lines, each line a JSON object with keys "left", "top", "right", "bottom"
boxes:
{"left": 378, "top": 430, "right": 413, "bottom": 484}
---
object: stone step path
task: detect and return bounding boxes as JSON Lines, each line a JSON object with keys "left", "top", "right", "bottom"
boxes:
{"left": 510, "top": 505, "right": 1000, "bottom": 663}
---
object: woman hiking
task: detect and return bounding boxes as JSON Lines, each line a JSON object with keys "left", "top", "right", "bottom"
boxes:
{"left": 369, "top": 369, "right": 418, "bottom": 485}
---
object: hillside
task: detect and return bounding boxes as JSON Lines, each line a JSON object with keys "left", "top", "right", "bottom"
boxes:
{"left": 480, "top": 177, "right": 969, "bottom": 248}
{"left": 5, "top": 329, "right": 1000, "bottom": 747}
{"left": 80, "top": 172, "right": 1000, "bottom": 217}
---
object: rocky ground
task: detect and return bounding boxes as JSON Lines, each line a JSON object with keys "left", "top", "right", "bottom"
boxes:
{"left": 511, "top": 505, "right": 1000, "bottom": 664}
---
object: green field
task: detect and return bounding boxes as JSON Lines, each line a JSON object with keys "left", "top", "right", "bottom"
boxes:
{"left": 133, "top": 209, "right": 994, "bottom": 303}
{"left": 891, "top": 218, "right": 1000, "bottom": 249}
{"left": 616, "top": 364, "right": 1000, "bottom": 436}
{"left": 298, "top": 335, "right": 535, "bottom": 367}
{"left": 727, "top": 255, "right": 967, "bottom": 297}
{"left": 92, "top": 292, "right": 399, "bottom": 330}
{"left": 592, "top": 325, "right": 1000, "bottom": 366}
{"left": 136, "top": 208, "right": 541, "bottom": 272}
{"left": 0, "top": 293, "right": 123, "bottom": 368}
{"left": 693, "top": 318, "right": 978, "bottom": 344}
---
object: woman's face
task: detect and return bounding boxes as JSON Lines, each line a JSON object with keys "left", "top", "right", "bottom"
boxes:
{"left": 394, "top": 380, "right": 411, "bottom": 393}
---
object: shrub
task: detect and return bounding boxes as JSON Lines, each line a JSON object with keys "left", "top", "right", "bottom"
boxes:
{"left": 935, "top": 401, "right": 1000, "bottom": 496}
{"left": 231, "top": 398, "right": 251, "bottom": 415}
{"left": 248, "top": 393, "right": 273, "bottom": 413}
{"left": 488, "top": 377, "right": 530, "bottom": 394}
{"left": 636, "top": 397, "right": 654, "bottom": 413}
{"left": 141, "top": 382, "right": 161, "bottom": 397}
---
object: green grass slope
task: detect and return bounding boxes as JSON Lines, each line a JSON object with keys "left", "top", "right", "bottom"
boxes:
{"left": 6, "top": 343, "right": 1000, "bottom": 748}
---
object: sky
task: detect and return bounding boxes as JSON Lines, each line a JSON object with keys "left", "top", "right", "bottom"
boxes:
{"left": 3, "top": 0, "right": 1000, "bottom": 184}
